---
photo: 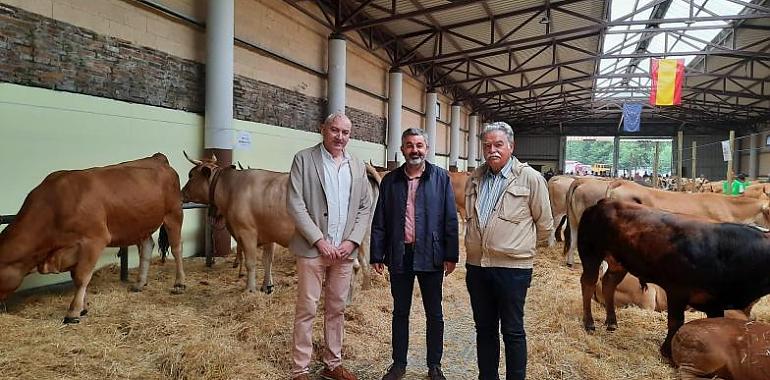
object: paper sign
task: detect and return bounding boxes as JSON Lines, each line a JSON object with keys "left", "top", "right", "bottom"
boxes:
{"left": 236, "top": 131, "right": 252, "bottom": 149}
{"left": 721, "top": 140, "right": 731, "bottom": 161}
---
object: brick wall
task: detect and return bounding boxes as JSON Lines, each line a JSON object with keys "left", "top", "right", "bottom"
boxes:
{"left": 0, "top": 4, "right": 385, "bottom": 144}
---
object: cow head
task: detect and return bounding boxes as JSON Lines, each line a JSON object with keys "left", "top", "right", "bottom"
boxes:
{"left": 757, "top": 192, "right": 770, "bottom": 227}
{"left": 181, "top": 151, "right": 221, "bottom": 204}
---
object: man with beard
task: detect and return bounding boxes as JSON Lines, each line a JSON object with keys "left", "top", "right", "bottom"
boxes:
{"left": 464, "top": 122, "right": 553, "bottom": 380}
{"left": 371, "top": 128, "right": 459, "bottom": 380}
{"left": 288, "top": 113, "right": 372, "bottom": 380}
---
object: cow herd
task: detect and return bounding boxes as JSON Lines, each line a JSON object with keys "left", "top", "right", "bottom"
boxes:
{"left": 3, "top": 157, "right": 770, "bottom": 378}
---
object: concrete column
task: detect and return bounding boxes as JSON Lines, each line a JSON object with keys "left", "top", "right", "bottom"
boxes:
{"left": 449, "top": 102, "right": 461, "bottom": 171}
{"left": 558, "top": 136, "right": 567, "bottom": 172}
{"left": 205, "top": 0, "right": 234, "bottom": 258}
{"left": 327, "top": 34, "right": 346, "bottom": 116}
{"left": 479, "top": 122, "right": 487, "bottom": 165}
{"left": 468, "top": 114, "right": 479, "bottom": 171}
{"left": 386, "top": 68, "right": 403, "bottom": 169}
{"left": 750, "top": 133, "right": 759, "bottom": 180}
{"left": 612, "top": 136, "right": 620, "bottom": 178}
{"left": 425, "top": 91, "right": 437, "bottom": 163}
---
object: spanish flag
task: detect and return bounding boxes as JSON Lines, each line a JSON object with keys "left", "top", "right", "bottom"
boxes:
{"left": 650, "top": 59, "right": 684, "bottom": 106}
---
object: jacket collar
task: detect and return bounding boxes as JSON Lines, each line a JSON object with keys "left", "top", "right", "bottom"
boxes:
{"left": 395, "top": 160, "right": 434, "bottom": 182}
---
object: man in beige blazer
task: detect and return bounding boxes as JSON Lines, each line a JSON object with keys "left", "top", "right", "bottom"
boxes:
{"left": 288, "top": 113, "right": 372, "bottom": 380}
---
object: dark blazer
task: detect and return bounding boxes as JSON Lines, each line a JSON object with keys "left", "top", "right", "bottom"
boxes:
{"left": 370, "top": 161, "right": 459, "bottom": 273}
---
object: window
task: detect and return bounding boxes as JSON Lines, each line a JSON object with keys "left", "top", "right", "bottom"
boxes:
{"left": 435, "top": 102, "right": 441, "bottom": 121}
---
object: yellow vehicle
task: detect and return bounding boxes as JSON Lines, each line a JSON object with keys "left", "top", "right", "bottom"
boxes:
{"left": 591, "top": 163, "right": 612, "bottom": 175}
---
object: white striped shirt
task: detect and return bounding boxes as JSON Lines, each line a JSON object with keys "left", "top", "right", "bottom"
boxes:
{"left": 477, "top": 158, "right": 514, "bottom": 229}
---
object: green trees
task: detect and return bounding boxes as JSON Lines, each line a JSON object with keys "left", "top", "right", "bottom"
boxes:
{"left": 566, "top": 139, "right": 672, "bottom": 174}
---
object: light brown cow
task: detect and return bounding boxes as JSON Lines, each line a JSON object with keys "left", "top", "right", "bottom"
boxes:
{"left": 699, "top": 181, "right": 724, "bottom": 193}
{"left": 547, "top": 175, "right": 574, "bottom": 242}
{"left": 594, "top": 260, "right": 667, "bottom": 312}
{"left": 0, "top": 153, "right": 185, "bottom": 323}
{"left": 564, "top": 177, "right": 610, "bottom": 266}
{"left": 181, "top": 153, "right": 380, "bottom": 294}
{"left": 449, "top": 171, "right": 471, "bottom": 220}
{"left": 607, "top": 180, "right": 770, "bottom": 227}
{"left": 672, "top": 317, "right": 770, "bottom": 380}
{"left": 742, "top": 183, "right": 770, "bottom": 199}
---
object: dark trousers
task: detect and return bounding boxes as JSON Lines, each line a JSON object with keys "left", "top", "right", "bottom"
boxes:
{"left": 466, "top": 264, "right": 532, "bottom": 380}
{"left": 390, "top": 245, "right": 444, "bottom": 369}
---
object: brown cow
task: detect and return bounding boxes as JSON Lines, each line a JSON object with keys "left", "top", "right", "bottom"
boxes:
{"left": 563, "top": 177, "right": 610, "bottom": 266}
{"left": 594, "top": 260, "right": 667, "bottom": 312}
{"left": 449, "top": 171, "right": 471, "bottom": 221}
{"left": 606, "top": 179, "right": 770, "bottom": 227}
{"left": 673, "top": 318, "right": 770, "bottom": 380}
{"left": 181, "top": 153, "right": 380, "bottom": 294}
{"left": 547, "top": 175, "right": 574, "bottom": 242}
{"left": 0, "top": 153, "right": 185, "bottom": 323}
{"left": 579, "top": 200, "right": 770, "bottom": 358}
{"left": 742, "top": 183, "right": 770, "bottom": 199}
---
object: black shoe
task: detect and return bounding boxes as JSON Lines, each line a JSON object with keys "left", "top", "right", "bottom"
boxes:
{"left": 381, "top": 364, "right": 406, "bottom": 380}
{"left": 428, "top": 366, "right": 446, "bottom": 380}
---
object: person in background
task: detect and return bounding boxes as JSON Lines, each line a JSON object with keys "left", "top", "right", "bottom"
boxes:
{"left": 371, "top": 128, "right": 459, "bottom": 380}
{"left": 463, "top": 121, "right": 553, "bottom": 380}
{"left": 287, "top": 113, "right": 372, "bottom": 380}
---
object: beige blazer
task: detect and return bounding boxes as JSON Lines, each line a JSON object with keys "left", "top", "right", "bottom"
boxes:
{"left": 287, "top": 143, "right": 372, "bottom": 258}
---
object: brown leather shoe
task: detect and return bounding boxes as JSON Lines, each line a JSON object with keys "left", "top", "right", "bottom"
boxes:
{"left": 320, "top": 365, "right": 357, "bottom": 380}
{"left": 292, "top": 375, "right": 311, "bottom": 380}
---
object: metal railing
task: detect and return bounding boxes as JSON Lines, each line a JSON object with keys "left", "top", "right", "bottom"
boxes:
{"left": 0, "top": 202, "right": 209, "bottom": 283}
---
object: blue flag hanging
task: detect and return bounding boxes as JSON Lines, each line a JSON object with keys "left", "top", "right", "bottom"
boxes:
{"left": 623, "top": 103, "right": 642, "bottom": 133}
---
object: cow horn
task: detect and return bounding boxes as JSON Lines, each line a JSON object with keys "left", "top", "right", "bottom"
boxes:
{"left": 183, "top": 151, "right": 202, "bottom": 166}
{"left": 210, "top": 153, "right": 218, "bottom": 163}
{"left": 237, "top": 161, "right": 245, "bottom": 170}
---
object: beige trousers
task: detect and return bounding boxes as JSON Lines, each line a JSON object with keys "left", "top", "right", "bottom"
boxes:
{"left": 291, "top": 256, "right": 354, "bottom": 376}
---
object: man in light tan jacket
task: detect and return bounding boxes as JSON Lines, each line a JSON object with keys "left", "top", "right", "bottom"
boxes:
{"left": 288, "top": 113, "right": 372, "bottom": 380}
{"left": 464, "top": 121, "right": 553, "bottom": 380}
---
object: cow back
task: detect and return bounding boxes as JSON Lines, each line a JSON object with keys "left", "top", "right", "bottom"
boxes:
{"left": 0, "top": 153, "right": 181, "bottom": 268}
{"left": 607, "top": 179, "right": 770, "bottom": 226}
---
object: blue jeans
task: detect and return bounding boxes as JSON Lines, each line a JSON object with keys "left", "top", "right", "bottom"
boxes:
{"left": 389, "top": 245, "right": 444, "bottom": 369}
{"left": 466, "top": 264, "right": 532, "bottom": 380}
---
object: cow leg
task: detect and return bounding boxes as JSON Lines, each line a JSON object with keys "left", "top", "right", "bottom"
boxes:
{"left": 64, "top": 242, "right": 102, "bottom": 324}
{"left": 358, "top": 235, "right": 372, "bottom": 290}
{"left": 260, "top": 243, "right": 274, "bottom": 294}
{"left": 662, "top": 298, "right": 687, "bottom": 359}
{"left": 580, "top": 263, "right": 601, "bottom": 332}
{"left": 238, "top": 235, "right": 259, "bottom": 293}
{"left": 601, "top": 268, "right": 627, "bottom": 331}
{"left": 131, "top": 237, "right": 155, "bottom": 292}
{"left": 565, "top": 216, "right": 578, "bottom": 267}
{"left": 162, "top": 215, "right": 186, "bottom": 294}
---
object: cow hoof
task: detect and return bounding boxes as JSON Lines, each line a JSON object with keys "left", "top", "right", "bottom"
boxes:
{"left": 80, "top": 309, "right": 88, "bottom": 317}
{"left": 584, "top": 324, "right": 596, "bottom": 332}
{"left": 130, "top": 284, "right": 144, "bottom": 292}
{"left": 566, "top": 263, "right": 573, "bottom": 268}
{"left": 606, "top": 323, "right": 618, "bottom": 331}
{"left": 261, "top": 285, "right": 274, "bottom": 294}
{"left": 231, "top": 261, "right": 239, "bottom": 269}
{"left": 63, "top": 316, "right": 80, "bottom": 324}
{"left": 170, "top": 284, "right": 186, "bottom": 295}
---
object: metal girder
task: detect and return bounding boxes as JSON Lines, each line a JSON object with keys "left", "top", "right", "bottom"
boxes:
{"left": 286, "top": 0, "right": 770, "bottom": 132}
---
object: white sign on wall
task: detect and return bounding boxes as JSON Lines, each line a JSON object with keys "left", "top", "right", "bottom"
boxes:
{"left": 721, "top": 140, "right": 731, "bottom": 161}
{"left": 236, "top": 131, "right": 252, "bottom": 149}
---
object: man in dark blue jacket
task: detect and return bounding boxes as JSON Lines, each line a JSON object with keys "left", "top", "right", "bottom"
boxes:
{"left": 371, "top": 128, "right": 460, "bottom": 380}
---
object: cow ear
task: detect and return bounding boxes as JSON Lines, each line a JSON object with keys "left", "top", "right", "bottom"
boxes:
{"left": 201, "top": 166, "right": 212, "bottom": 178}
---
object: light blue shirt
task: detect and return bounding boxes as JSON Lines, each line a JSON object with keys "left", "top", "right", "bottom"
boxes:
{"left": 321, "top": 146, "right": 352, "bottom": 247}
{"left": 477, "top": 158, "right": 514, "bottom": 229}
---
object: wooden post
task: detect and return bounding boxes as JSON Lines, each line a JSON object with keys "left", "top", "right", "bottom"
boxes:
{"left": 691, "top": 141, "right": 697, "bottom": 182}
{"left": 677, "top": 131, "right": 683, "bottom": 189}
{"left": 726, "top": 130, "right": 735, "bottom": 183}
{"left": 653, "top": 141, "right": 660, "bottom": 188}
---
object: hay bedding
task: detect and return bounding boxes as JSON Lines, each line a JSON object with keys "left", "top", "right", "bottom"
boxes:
{"left": 2, "top": 244, "right": 768, "bottom": 380}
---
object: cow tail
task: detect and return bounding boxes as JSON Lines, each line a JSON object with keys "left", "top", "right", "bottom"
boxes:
{"left": 563, "top": 183, "right": 578, "bottom": 257}
{"left": 159, "top": 224, "right": 170, "bottom": 263}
